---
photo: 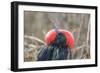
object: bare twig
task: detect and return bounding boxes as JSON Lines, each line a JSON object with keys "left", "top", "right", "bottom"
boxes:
{"left": 24, "top": 35, "right": 45, "bottom": 44}
{"left": 86, "top": 19, "right": 90, "bottom": 43}
{"left": 84, "top": 19, "right": 91, "bottom": 57}
{"left": 73, "top": 43, "right": 87, "bottom": 50}
{"left": 24, "top": 42, "right": 37, "bottom": 48}
{"left": 71, "top": 43, "right": 89, "bottom": 59}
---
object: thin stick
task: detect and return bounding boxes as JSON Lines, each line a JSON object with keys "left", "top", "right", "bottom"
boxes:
{"left": 86, "top": 19, "right": 90, "bottom": 44}
{"left": 85, "top": 19, "right": 90, "bottom": 56}
{"left": 74, "top": 43, "right": 87, "bottom": 50}
{"left": 24, "top": 35, "right": 45, "bottom": 44}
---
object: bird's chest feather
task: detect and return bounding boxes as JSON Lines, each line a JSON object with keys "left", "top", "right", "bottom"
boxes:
{"left": 37, "top": 45, "right": 69, "bottom": 61}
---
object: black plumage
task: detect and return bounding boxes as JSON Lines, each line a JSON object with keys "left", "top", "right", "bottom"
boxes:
{"left": 37, "top": 32, "right": 71, "bottom": 61}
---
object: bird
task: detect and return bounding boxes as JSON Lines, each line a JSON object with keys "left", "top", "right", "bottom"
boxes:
{"left": 37, "top": 29, "right": 74, "bottom": 61}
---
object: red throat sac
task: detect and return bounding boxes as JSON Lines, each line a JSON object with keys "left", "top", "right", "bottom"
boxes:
{"left": 44, "top": 29, "right": 74, "bottom": 49}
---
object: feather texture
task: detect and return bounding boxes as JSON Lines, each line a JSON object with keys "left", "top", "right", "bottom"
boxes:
{"left": 37, "top": 32, "right": 70, "bottom": 61}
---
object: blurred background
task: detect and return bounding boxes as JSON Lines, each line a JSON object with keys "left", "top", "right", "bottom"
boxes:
{"left": 24, "top": 11, "right": 90, "bottom": 62}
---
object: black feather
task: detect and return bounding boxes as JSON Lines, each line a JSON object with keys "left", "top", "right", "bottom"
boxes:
{"left": 37, "top": 32, "right": 70, "bottom": 61}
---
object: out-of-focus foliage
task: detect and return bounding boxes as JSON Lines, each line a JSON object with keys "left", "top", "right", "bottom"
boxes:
{"left": 24, "top": 11, "right": 90, "bottom": 62}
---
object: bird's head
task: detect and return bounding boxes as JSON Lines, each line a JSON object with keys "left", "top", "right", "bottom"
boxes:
{"left": 44, "top": 29, "right": 74, "bottom": 49}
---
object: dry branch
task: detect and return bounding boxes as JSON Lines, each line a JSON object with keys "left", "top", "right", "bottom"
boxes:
{"left": 24, "top": 42, "right": 37, "bottom": 49}
{"left": 24, "top": 35, "right": 45, "bottom": 44}
{"left": 86, "top": 19, "right": 90, "bottom": 43}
